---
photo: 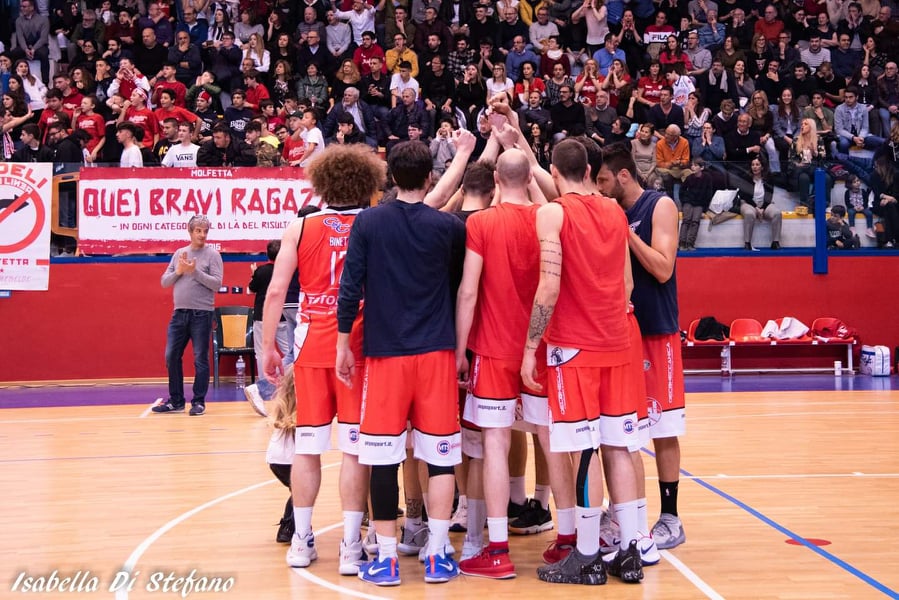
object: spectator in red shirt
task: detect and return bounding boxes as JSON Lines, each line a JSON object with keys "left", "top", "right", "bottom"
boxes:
{"left": 154, "top": 89, "right": 201, "bottom": 138}
{"left": 353, "top": 30, "right": 387, "bottom": 77}
{"left": 754, "top": 5, "right": 784, "bottom": 44}
{"left": 243, "top": 69, "right": 271, "bottom": 112}
{"left": 38, "top": 90, "right": 66, "bottom": 142}
{"left": 74, "top": 96, "right": 106, "bottom": 163}
{"left": 54, "top": 73, "right": 84, "bottom": 117}
{"left": 151, "top": 63, "right": 188, "bottom": 107}
{"left": 120, "top": 87, "right": 159, "bottom": 149}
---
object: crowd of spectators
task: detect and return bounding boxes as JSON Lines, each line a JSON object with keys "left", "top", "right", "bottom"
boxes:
{"left": 1, "top": 0, "right": 898, "bottom": 245}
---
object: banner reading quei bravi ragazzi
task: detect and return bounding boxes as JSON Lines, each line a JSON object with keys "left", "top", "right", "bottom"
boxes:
{"left": 78, "top": 166, "right": 321, "bottom": 255}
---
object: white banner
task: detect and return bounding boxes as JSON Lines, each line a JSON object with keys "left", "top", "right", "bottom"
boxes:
{"left": 78, "top": 167, "right": 321, "bottom": 254}
{"left": 0, "top": 163, "right": 53, "bottom": 291}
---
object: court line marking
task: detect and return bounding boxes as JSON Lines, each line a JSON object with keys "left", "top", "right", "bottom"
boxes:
{"left": 0, "top": 449, "right": 267, "bottom": 464}
{"left": 139, "top": 401, "right": 158, "bottom": 418}
{"left": 642, "top": 449, "right": 899, "bottom": 599}
{"left": 660, "top": 550, "right": 725, "bottom": 600}
{"left": 116, "top": 461, "right": 342, "bottom": 600}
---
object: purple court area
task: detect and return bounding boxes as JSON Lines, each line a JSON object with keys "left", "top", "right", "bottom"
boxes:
{"left": 0, "top": 374, "right": 897, "bottom": 409}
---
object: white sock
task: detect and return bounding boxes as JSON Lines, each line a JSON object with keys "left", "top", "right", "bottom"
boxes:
{"left": 614, "top": 499, "right": 639, "bottom": 551}
{"left": 467, "top": 497, "right": 486, "bottom": 534}
{"left": 377, "top": 534, "right": 398, "bottom": 559}
{"left": 426, "top": 518, "right": 451, "bottom": 556}
{"left": 486, "top": 516, "right": 508, "bottom": 544}
{"left": 509, "top": 476, "right": 527, "bottom": 505}
{"left": 294, "top": 506, "right": 313, "bottom": 538}
{"left": 637, "top": 497, "right": 649, "bottom": 537}
{"left": 343, "top": 510, "right": 364, "bottom": 545}
{"left": 557, "top": 507, "right": 576, "bottom": 536}
{"left": 534, "top": 484, "right": 551, "bottom": 507}
{"left": 456, "top": 494, "right": 468, "bottom": 512}
{"left": 575, "top": 506, "right": 601, "bottom": 555}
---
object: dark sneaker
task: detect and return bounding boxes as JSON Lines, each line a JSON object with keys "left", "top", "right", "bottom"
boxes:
{"left": 507, "top": 499, "right": 527, "bottom": 520}
{"left": 189, "top": 402, "right": 206, "bottom": 416}
{"left": 276, "top": 517, "right": 295, "bottom": 544}
{"left": 605, "top": 539, "right": 644, "bottom": 583}
{"left": 537, "top": 548, "right": 606, "bottom": 585}
{"left": 151, "top": 399, "right": 185, "bottom": 413}
{"left": 509, "top": 498, "right": 554, "bottom": 535}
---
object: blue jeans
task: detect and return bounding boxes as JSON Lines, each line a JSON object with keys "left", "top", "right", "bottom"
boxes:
{"left": 165, "top": 309, "right": 213, "bottom": 404}
{"left": 836, "top": 135, "right": 885, "bottom": 154}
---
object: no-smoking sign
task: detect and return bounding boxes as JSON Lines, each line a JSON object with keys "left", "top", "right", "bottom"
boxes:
{"left": 0, "top": 163, "right": 53, "bottom": 291}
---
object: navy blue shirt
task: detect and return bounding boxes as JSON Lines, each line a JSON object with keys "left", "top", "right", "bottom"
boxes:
{"left": 627, "top": 190, "right": 680, "bottom": 336}
{"left": 337, "top": 201, "right": 466, "bottom": 357}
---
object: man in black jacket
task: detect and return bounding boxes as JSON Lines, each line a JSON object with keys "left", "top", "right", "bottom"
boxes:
{"left": 12, "top": 124, "right": 55, "bottom": 163}
{"left": 550, "top": 84, "right": 586, "bottom": 142}
{"left": 197, "top": 123, "right": 258, "bottom": 167}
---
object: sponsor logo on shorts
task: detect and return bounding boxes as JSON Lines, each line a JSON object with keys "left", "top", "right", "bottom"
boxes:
{"left": 437, "top": 440, "right": 451, "bottom": 455}
{"left": 647, "top": 397, "right": 662, "bottom": 426}
{"left": 550, "top": 346, "right": 564, "bottom": 366}
{"left": 364, "top": 440, "right": 392, "bottom": 447}
{"left": 643, "top": 359, "right": 651, "bottom": 371}
{"left": 299, "top": 432, "right": 315, "bottom": 438}
{"left": 348, "top": 428, "right": 359, "bottom": 443}
{"left": 575, "top": 425, "right": 591, "bottom": 434}
{"left": 477, "top": 404, "right": 507, "bottom": 411}
{"left": 623, "top": 419, "right": 635, "bottom": 434}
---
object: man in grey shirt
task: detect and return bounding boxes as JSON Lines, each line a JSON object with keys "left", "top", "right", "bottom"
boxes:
{"left": 10, "top": 0, "right": 50, "bottom": 81}
{"left": 153, "top": 215, "right": 223, "bottom": 416}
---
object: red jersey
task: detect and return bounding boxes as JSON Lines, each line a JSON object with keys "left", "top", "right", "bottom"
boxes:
{"left": 295, "top": 209, "right": 364, "bottom": 367}
{"left": 125, "top": 106, "right": 160, "bottom": 148}
{"left": 637, "top": 76, "right": 665, "bottom": 104}
{"left": 245, "top": 84, "right": 270, "bottom": 109}
{"left": 61, "top": 91, "right": 84, "bottom": 116}
{"left": 545, "top": 193, "right": 630, "bottom": 358}
{"left": 466, "top": 203, "right": 540, "bottom": 361}
{"left": 153, "top": 106, "right": 199, "bottom": 128}
{"left": 38, "top": 110, "right": 64, "bottom": 143}
{"left": 151, "top": 80, "right": 188, "bottom": 107}
{"left": 353, "top": 44, "right": 387, "bottom": 76}
{"left": 74, "top": 113, "right": 106, "bottom": 152}
{"left": 281, "top": 135, "right": 305, "bottom": 164}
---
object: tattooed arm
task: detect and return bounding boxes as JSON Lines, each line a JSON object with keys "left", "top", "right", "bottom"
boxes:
{"left": 521, "top": 202, "right": 564, "bottom": 391}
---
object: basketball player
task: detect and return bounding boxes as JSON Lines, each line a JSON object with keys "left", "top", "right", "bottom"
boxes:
{"left": 454, "top": 149, "right": 549, "bottom": 579}
{"left": 260, "top": 144, "right": 385, "bottom": 575}
{"left": 336, "top": 132, "right": 476, "bottom": 587}
{"left": 521, "top": 139, "right": 644, "bottom": 585}
{"left": 596, "top": 144, "right": 686, "bottom": 551}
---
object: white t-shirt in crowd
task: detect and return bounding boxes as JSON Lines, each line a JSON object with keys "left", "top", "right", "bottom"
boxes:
{"left": 120, "top": 145, "right": 143, "bottom": 167}
{"left": 162, "top": 143, "right": 201, "bottom": 167}
{"left": 300, "top": 127, "right": 325, "bottom": 167}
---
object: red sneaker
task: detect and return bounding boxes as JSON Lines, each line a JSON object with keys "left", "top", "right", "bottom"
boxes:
{"left": 543, "top": 534, "right": 576, "bottom": 564}
{"left": 459, "top": 544, "right": 516, "bottom": 579}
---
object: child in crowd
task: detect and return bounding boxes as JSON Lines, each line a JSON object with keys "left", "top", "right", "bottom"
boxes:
{"left": 430, "top": 118, "right": 457, "bottom": 176}
{"left": 266, "top": 364, "right": 296, "bottom": 544}
{"left": 843, "top": 175, "right": 875, "bottom": 239}
{"left": 827, "top": 205, "right": 860, "bottom": 249}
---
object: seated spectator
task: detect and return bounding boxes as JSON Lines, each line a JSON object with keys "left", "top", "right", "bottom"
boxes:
{"left": 790, "top": 117, "right": 832, "bottom": 213}
{"left": 325, "top": 10, "right": 353, "bottom": 65}
{"left": 716, "top": 35, "right": 745, "bottom": 71}
{"left": 152, "top": 63, "right": 188, "bottom": 108}
{"left": 684, "top": 30, "right": 712, "bottom": 78}
{"left": 360, "top": 55, "right": 391, "bottom": 133}
{"left": 539, "top": 36, "right": 570, "bottom": 79}
{"left": 832, "top": 85, "right": 884, "bottom": 154}
{"left": 430, "top": 118, "right": 457, "bottom": 176}
{"left": 631, "top": 122, "right": 659, "bottom": 186}
{"left": 815, "top": 61, "right": 845, "bottom": 107}
{"left": 659, "top": 35, "right": 693, "bottom": 72}
{"left": 575, "top": 58, "right": 602, "bottom": 107}
{"left": 683, "top": 91, "right": 711, "bottom": 141}
{"left": 386, "top": 87, "right": 431, "bottom": 151}
{"left": 770, "top": 30, "right": 801, "bottom": 76}
{"left": 447, "top": 36, "right": 477, "bottom": 82}
{"left": 353, "top": 31, "right": 386, "bottom": 77}
{"left": 162, "top": 121, "right": 201, "bottom": 166}
{"left": 647, "top": 86, "right": 685, "bottom": 133}
{"left": 197, "top": 122, "right": 258, "bottom": 166}
{"left": 10, "top": 0, "right": 51, "bottom": 82}
{"left": 697, "top": 58, "right": 738, "bottom": 115}
{"left": 592, "top": 33, "right": 625, "bottom": 76}
{"left": 297, "top": 108, "right": 325, "bottom": 166}
{"left": 784, "top": 61, "right": 816, "bottom": 108}
{"left": 223, "top": 89, "right": 253, "bottom": 140}
{"left": 725, "top": 112, "right": 762, "bottom": 179}
{"left": 876, "top": 62, "right": 899, "bottom": 141}
{"left": 243, "top": 33, "right": 271, "bottom": 73}
{"left": 455, "top": 63, "right": 487, "bottom": 131}
{"left": 517, "top": 89, "right": 550, "bottom": 130}
{"left": 756, "top": 58, "right": 785, "bottom": 103}
{"left": 826, "top": 205, "right": 860, "bottom": 249}
{"left": 420, "top": 54, "right": 456, "bottom": 120}
{"left": 544, "top": 62, "right": 574, "bottom": 107}
{"left": 386, "top": 33, "right": 419, "bottom": 76}
{"left": 513, "top": 60, "right": 545, "bottom": 107}
{"left": 202, "top": 31, "right": 242, "bottom": 94}
{"left": 506, "top": 35, "right": 541, "bottom": 81}
{"left": 843, "top": 174, "right": 875, "bottom": 238}
{"left": 177, "top": 7, "right": 208, "bottom": 45}
{"left": 333, "top": 111, "right": 367, "bottom": 144}
{"left": 772, "top": 87, "right": 802, "bottom": 166}
{"left": 549, "top": 83, "right": 586, "bottom": 142}
{"left": 655, "top": 123, "right": 691, "bottom": 194}
{"left": 385, "top": 7, "right": 417, "bottom": 53}
{"left": 631, "top": 60, "right": 665, "bottom": 123}
{"left": 194, "top": 91, "right": 222, "bottom": 144}
{"left": 803, "top": 90, "right": 835, "bottom": 138}
{"left": 746, "top": 89, "right": 782, "bottom": 173}
{"left": 11, "top": 123, "right": 54, "bottom": 162}
{"left": 754, "top": 5, "right": 784, "bottom": 45}
{"left": 390, "top": 60, "right": 420, "bottom": 106}
{"left": 330, "top": 59, "right": 362, "bottom": 106}
{"left": 737, "top": 156, "right": 782, "bottom": 250}
{"left": 530, "top": 6, "right": 560, "bottom": 54}
{"left": 678, "top": 159, "right": 717, "bottom": 250}
{"left": 73, "top": 96, "right": 106, "bottom": 164}
{"left": 698, "top": 9, "right": 726, "bottom": 53}
{"left": 322, "top": 86, "right": 378, "bottom": 147}
{"left": 601, "top": 58, "right": 631, "bottom": 110}
{"left": 152, "top": 117, "right": 180, "bottom": 164}
{"left": 168, "top": 31, "right": 203, "bottom": 87}
{"left": 588, "top": 89, "right": 617, "bottom": 144}
{"left": 666, "top": 65, "right": 695, "bottom": 107}
{"left": 690, "top": 120, "right": 725, "bottom": 166}
{"left": 830, "top": 32, "right": 861, "bottom": 82}
{"left": 871, "top": 152, "right": 899, "bottom": 247}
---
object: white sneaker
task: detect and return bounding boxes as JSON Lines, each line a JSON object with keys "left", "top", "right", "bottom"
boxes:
{"left": 460, "top": 536, "right": 483, "bottom": 561}
{"left": 363, "top": 527, "right": 379, "bottom": 555}
{"left": 338, "top": 538, "right": 367, "bottom": 575}
{"left": 599, "top": 509, "right": 620, "bottom": 554}
{"left": 638, "top": 535, "right": 661, "bottom": 566}
{"left": 866, "top": 227, "right": 877, "bottom": 239}
{"left": 418, "top": 540, "right": 456, "bottom": 562}
{"left": 651, "top": 514, "right": 685, "bottom": 550}
{"left": 449, "top": 497, "right": 468, "bottom": 532}
{"left": 397, "top": 525, "right": 428, "bottom": 555}
{"left": 287, "top": 532, "right": 318, "bottom": 568}
{"left": 243, "top": 384, "right": 267, "bottom": 417}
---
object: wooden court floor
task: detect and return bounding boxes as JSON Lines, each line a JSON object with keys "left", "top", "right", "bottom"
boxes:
{"left": 2, "top": 389, "right": 898, "bottom": 599}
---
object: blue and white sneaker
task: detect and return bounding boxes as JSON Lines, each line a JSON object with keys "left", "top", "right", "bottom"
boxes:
{"left": 358, "top": 555, "right": 400, "bottom": 586}
{"left": 286, "top": 532, "right": 317, "bottom": 568}
{"left": 423, "top": 553, "right": 459, "bottom": 583}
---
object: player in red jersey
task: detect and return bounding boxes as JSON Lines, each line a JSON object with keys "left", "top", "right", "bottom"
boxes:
{"left": 261, "top": 144, "right": 385, "bottom": 576}
{"left": 522, "top": 139, "right": 644, "bottom": 585}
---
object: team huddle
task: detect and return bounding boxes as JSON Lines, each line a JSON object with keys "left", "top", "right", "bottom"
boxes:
{"left": 259, "top": 99, "right": 686, "bottom": 587}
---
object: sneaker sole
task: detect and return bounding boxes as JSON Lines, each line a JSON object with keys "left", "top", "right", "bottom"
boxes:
{"left": 243, "top": 389, "right": 267, "bottom": 417}
{"left": 509, "top": 520, "right": 554, "bottom": 535}
{"left": 358, "top": 574, "right": 401, "bottom": 586}
{"left": 537, "top": 572, "right": 607, "bottom": 585}
{"left": 339, "top": 564, "right": 362, "bottom": 576}
{"left": 449, "top": 524, "right": 467, "bottom": 532}
{"left": 424, "top": 574, "right": 458, "bottom": 583}
{"left": 151, "top": 407, "right": 185, "bottom": 413}
{"left": 459, "top": 568, "right": 516, "bottom": 579}
{"left": 655, "top": 532, "right": 685, "bottom": 550}
{"left": 286, "top": 550, "right": 318, "bottom": 568}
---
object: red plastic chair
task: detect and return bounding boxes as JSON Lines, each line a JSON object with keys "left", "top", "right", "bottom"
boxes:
{"left": 687, "top": 319, "right": 729, "bottom": 345}
{"left": 729, "top": 318, "right": 766, "bottom": 343}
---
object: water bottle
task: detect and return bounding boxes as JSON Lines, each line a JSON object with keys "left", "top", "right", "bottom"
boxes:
{"left": 720, "top": 347, "right": 729, "bottom": 377}
{"left": 235, "top": 356, "right": 246, "bottom": 389}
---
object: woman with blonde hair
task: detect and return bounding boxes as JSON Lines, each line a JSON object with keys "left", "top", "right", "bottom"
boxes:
{"left": 330, "top": 59, "right": 361, "bottom": 105}
{"left": 791, "top": 118, "right": 833, "bottom": 212}
{"left": 267, "top": 365, "right": 298, "bottom": 543}
{"left": 243, "top": 32, "right": 271, "bottom": 73}
{"left": 574, "top": 58, "right": 601, "bottom": 106}
{"left": 747, "top": 89, "right": 781, "bottom": 173}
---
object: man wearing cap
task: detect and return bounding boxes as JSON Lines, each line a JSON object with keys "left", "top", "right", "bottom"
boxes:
{"left": 153, "top": 214, "right": 223, "bottom": 416}
{"left": 194, "top": 91, "right": 222, "bottom": 144}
